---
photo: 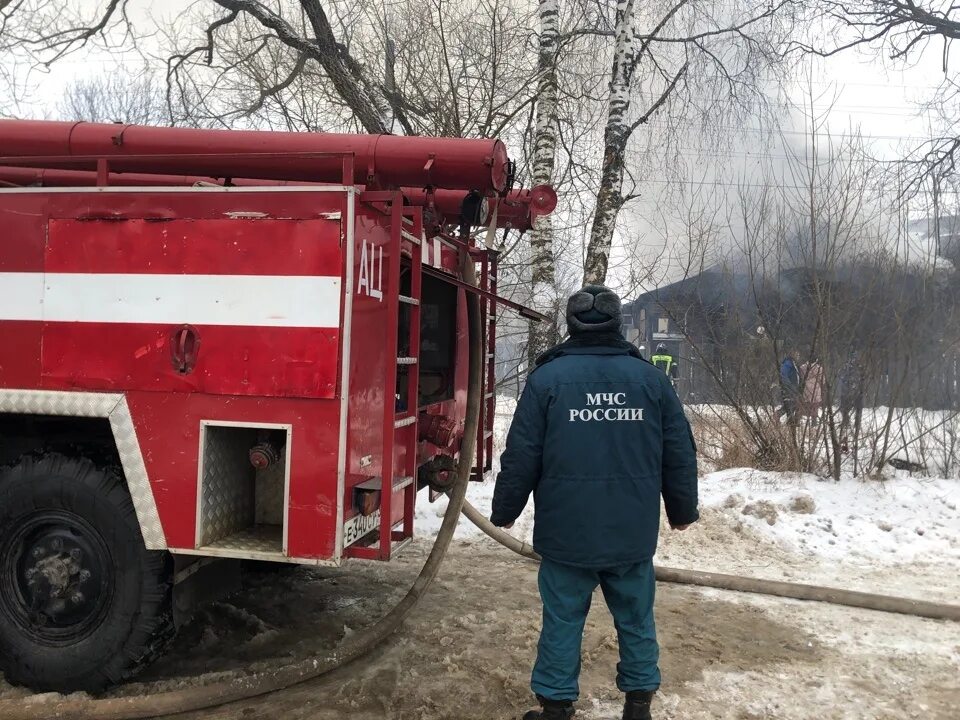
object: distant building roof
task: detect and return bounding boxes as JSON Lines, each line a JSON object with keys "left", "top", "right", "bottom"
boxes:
{"left": 624, "top": 266, "right": 749, "bottom": 311}
{"left": 907, "top": 214, "right": 960, "bottom": 238}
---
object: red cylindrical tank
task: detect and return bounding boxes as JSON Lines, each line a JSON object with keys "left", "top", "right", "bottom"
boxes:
{"left": 0, "top": 165, "right": 555, "bottom": 231}
{"left": 416, "top": 186, "right": 558, "bottom": 230}
{"left": 0, "top": 120, "right": 511, "bottom": 192}
{"left": 0, "top": 165, "right": 217, "bottom": 187}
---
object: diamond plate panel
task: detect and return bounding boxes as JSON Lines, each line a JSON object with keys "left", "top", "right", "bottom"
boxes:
{"left": 198, "top": 425, "right": 256, "bottom": 546}
{"left": 205, "top": 525, "right": 282, "bottom": 553}
{"left": 0, "top": 390, "right": 167, "bottom": 550}
{"left": 0, "top": 389, "right": 120, "bottom": 418}
{"left": 109, "top": 397, "right": 166, "bottom": 550}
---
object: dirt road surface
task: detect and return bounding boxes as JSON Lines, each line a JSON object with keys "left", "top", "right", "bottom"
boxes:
{"left": 4, "top": 534, "right": 955, "bottom": 720}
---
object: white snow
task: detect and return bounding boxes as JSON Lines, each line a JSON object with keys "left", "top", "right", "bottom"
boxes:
{"left": 417, "top": 396, "right": 960, "bottom": 575}
{"left": 698, "top": 468, "right": 959, "bottom": 563}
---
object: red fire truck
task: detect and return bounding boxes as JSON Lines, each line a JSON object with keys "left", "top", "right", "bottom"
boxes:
{"left": 0, "top": 120, "right": 555, "bottom": 692}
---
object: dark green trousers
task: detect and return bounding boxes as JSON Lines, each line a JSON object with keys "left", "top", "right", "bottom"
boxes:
{"left": 531, "top": 558, "right": 661, "bottom": 701}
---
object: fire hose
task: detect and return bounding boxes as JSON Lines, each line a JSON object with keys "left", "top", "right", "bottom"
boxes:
{"left": 0, "top": 283, "right": 956, "bottom": 720}
{"left": 0, "top": 259, "right": 485, "bottom": 720}
{"left": 459, "top": 500, "right": 960, "bottom": 622}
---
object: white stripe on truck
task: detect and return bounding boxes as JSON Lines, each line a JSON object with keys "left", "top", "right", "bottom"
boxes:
{"left": 0, "top": 272, "right": 341, "bottom": 327}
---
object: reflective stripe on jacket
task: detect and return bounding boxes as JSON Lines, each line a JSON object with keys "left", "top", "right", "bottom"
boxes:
{"left": 652, "top": 354, "right": 673, "bottom": 375}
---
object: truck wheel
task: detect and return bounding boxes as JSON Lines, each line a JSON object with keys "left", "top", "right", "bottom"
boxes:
{"left": 0, "top": 454, "right": 174, "bottom": 693}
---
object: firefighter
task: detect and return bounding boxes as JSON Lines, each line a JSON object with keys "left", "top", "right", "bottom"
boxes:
{"left": 491, "top": 285, "right": 700, "bottom": 720}
{"left": 651, "top": 344, "right": 677, "bottom": 384}
{"left": 838, "top": 351, "right": 865, "bottom": 452}
{"left": 779, "top": 351, "right": 801, "bottom": 423}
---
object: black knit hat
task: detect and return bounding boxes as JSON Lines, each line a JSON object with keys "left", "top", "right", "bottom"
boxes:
{"left": 566, "top": 285, "right": 622, "bottom": 335}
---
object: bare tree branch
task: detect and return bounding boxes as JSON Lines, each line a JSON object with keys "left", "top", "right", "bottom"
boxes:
{"left": 210, "top": 0, "right": 390, "bottom": 133}
{"left": 797, "top": 0, "right": 960, "bottom": 192}
{"left": 630, "top": 62, "right": 687, "bottom": 132}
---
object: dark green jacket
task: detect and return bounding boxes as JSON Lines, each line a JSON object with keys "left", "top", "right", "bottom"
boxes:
{"left": 490, "top": 342, "right": 699, "bottom": 568}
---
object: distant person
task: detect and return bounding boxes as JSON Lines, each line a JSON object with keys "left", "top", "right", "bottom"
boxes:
{"left": 779, "top": 352, "right": 801, "bottom": 423}
{"left": 491, "top": 285, "right": 699, "bottom": 720}
{"left": 800, "top": 358, "right": 825, "bottom": 423}
{"left": 651, "top": 343, "right": 678, "bottom": 385}
{"left": 838, "top": 352, "right": 865, "bottom": 451}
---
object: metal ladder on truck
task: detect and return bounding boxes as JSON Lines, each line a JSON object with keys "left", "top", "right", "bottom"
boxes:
{"left": 345, "top": 200, "right": 507, "bottom": 560}
{"left": 346, "top": 198, "right": 424, "bottom": 561}
{"left": 473, "top": 250, "right": 498, "bottom": 480}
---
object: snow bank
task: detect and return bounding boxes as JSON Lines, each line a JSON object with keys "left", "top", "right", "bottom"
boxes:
{"left": 700, "top": 468, "right": 959, "bottom": 563}
{"left": 419, "top": 466, "right": 960, "bottom": 566}
{"left": 416, "top": 396, "right": 960, "bottom": 571}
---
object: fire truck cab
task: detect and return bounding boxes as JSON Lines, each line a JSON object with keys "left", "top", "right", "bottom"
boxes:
{"left": 0, "top": 120, "right": 555, "bottom": 692}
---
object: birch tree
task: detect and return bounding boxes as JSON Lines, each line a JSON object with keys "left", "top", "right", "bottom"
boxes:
{"left": 2, "top": 0, "right": 801, "bottom": 368}
{"left": 526, "top": 0, "right": 562, "bottom": 367}
{"left": 582, "top": 0, "right": 796, "bottom": 284}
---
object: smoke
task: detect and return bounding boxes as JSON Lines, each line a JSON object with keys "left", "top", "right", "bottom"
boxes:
{"left": 610, "top": 92, "right": 957, "bottom": 302}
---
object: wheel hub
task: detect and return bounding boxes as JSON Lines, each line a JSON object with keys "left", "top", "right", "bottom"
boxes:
{"left": 2, "top": 512, "right": 112, "bottom": 643}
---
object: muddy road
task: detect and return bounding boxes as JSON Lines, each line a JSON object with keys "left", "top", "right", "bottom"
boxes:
{"left": 4, "top": 536, "right": 954, "bottom": 720}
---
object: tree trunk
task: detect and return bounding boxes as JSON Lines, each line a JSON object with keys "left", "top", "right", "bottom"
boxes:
{"left": 526, "top": 0, "right": 562, "bottom": 371}
{"left": 582, "top": 0, "right": 636, "bottom": 285}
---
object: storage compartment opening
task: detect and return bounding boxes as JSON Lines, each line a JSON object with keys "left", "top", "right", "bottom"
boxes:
{"left": 418, "top": 274, "right": 458, "bottom": 406}
{"left": 197, "top": 423, "right": 289, "bottom": 556}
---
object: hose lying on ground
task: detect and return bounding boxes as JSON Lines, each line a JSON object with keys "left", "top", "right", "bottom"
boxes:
{"left": 0, "top": 261, "right": 485, "bottom": 720}
{"left": 460, "top": 500, "right": 960, "bottom": 623}
{"left": 2, "top": 272, "right": 954, "bottom": 720}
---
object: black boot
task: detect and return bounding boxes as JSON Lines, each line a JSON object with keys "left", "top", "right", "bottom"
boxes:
{"left": 622, "top": 690, "right": 655, "bottom": 720}
{"left": 522, "top": 695, "right": 575, "bottom": 720}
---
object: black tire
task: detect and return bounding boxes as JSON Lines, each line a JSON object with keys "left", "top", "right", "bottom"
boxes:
{"left": 0, "top": 453, "right": 174, "bottom": 693}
